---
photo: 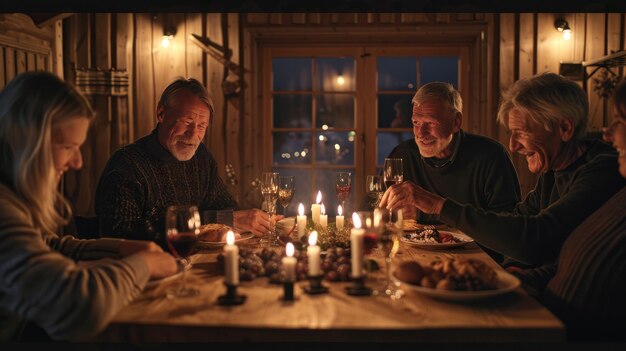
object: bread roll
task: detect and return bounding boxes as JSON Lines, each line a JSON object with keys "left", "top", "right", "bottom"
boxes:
{"left": 395, "top": 261, "right": 426, "bottom": 285}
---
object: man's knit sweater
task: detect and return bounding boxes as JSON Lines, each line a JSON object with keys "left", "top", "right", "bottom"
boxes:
{"left": 95, "top": 128, "right": 238, "bottom": 247}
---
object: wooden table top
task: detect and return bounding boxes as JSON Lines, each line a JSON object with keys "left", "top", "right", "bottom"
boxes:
{"left": 93, "top": 233, "right": 565, "bottom": 343}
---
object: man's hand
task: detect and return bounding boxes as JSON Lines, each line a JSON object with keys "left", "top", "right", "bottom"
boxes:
{"left": 379, "top": 181, "right": 446, "bottom": 215}
{"left": 233, "top": 209, "right": 272, "bottom": 237}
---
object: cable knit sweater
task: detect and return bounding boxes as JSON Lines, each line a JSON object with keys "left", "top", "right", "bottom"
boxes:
{"left": 0, "top": 182, "right": 150, "bottom": 341}
{"left": 95, "top": 127, "right": 238, "bottom": 247}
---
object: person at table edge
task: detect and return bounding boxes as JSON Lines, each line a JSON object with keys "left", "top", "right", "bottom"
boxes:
{"left": 380, "top": 72, "right": 625, "bottom": 287}
{"left": 95, "top": 77, "right": 272, "bottom": 248}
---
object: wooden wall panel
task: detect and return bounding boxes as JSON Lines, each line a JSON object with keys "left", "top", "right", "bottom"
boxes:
{"left": 586, "top": 13, "right": 608, "bottom": 130}
{"left": 133, "top": 14, "right": 156, "bottom": 140}
{"left": 205, "top": 13, "right": 226, "bottom": 182}
{"left": 0, "top": 48, "right": 5, "bottom": 87}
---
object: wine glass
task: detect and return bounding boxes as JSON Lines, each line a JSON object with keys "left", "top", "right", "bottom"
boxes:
{"left": 260, "top": 172, "right": 279, "bottom": 247}
{"left": 165, "top": 205, "right": 201, "bottom": 299}
{"left": 335, "top": 172, "right": 352, "bottom": 213}
{"left": 365, "top": 175, "right": 384, "bottom": 209}
{"left": 372, "top": 208, "right": 404, "bottom": 300}
{"left": 383, "top": 158, "right": 403, "bottom": 190}
{"left": 278, "top": 175, "right": 295, "bottom": 216}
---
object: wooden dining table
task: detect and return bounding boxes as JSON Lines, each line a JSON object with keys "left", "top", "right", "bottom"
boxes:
{"left": 92, "top": 229, "right": 565, "bottom": 343}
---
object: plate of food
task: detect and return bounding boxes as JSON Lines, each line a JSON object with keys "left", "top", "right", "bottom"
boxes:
{"left": 402, "top": 219, "right": 452, "bottom": 232}
{"left": 145, "top": 259, "right": 191, "bottom": 289}
{"left": 195, "top": 223, "right": 254, "bottom": 248}
{"left": 393, "top": 258, "right": 520, "bottom": 301}
{"left": 401, "top": 227, "right": 474, "bottom": 249}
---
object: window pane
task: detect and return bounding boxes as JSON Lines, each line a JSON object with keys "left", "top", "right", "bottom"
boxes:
{"left": 316, "top": 57, "right": 355, "bottom": 92}
{"left": 377, "top": 132, "right": 414, "bottom": 166}
{"left": 316, "top": 94, "right": 354, "bottom": 129}
{"left": 378, "top": 94, "right": 413, "bottom": 129}
{"left": 378, "top": 57, "right": 417, "bottom": 91}
{"left": 273, "top": 95, "right": 312, "bottom": 128}
{"left": 273, "top": 132, "right": 312, "bottom": 165}
{"left": 419, "top": 56, "right": 458, "bottom": 88}
{"left": 314, "top": 131, "right": 354, "bottom": 165}
{"left": 272, "top": 58, "right": 312, "bottom": 91}
{"left": 271, "top": 168, "right": 312, "bottom": 217}
{"left": 316, "top": 168, "right": 355, "bottom": 216}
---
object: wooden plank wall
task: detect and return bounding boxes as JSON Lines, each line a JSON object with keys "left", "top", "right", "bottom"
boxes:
{"left": 499, "top": 13, "right": 626, "bottom": 197}
{"left": 3, "top": 12, "right": 622, "bottom": 215}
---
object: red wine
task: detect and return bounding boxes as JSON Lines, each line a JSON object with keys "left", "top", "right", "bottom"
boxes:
{"left": 167, "top": 232, "right": 198, "bottom": 258}
{"left": 363, "top": 232, "right": 378, "bottom": 254}
{"left": 335, "top": 185, "right": 352, "bottom": 201}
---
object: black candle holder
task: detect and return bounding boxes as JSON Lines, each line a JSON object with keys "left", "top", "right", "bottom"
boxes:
{"left": 303, "top": 274, "right": 329, "bottom": 295}
{"left": 345, "top": 275, "right": 372, "bottom": 296}
{"left": 217, "top": 282, "right": 246, "bottom": 305}
{"left": 282, "top": 281, "right": 295, "bottom": 301}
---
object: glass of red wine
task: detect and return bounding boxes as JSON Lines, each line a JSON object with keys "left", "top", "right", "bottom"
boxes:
{"left": 165, "top": 205, "right": 201, "bottom": 299}
{"left": 383, "top": 158, "right": 403, "bottom": 190}
{"left": 335, "top": 172, "right": 352, "bottom": 213}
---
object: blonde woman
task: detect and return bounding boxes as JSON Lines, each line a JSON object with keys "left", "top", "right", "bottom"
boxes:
{"left": 0, "top": 72, "right": 177, "bottom": 341}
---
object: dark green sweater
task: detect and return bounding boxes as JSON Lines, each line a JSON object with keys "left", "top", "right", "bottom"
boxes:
{"left": 440, "top": 139, "right": 625, "bottom": 266}
{"left": 95, "top": 128, "right": 238, "bottom": 247}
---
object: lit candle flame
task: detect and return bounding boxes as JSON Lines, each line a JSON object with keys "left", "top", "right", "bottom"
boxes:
{"left": 298, "top": 203, "right": 304, "bottom": 216}
{"left": 321, "top": 204, "right": 326, "bottom": 215}
{"left": 316, "top": 191, "right": 322, "bottom": 204}
{"left": 337, "top": 205, "right": 343, "bottom": 216}
{"left": 286, "top": 242, "right": 294, "bottom": 257}
{"left": 352, "top": 212, "right": 361, "bottom": 229}
{"left": 309, "top": 231, "right": 318, "bottom": 246}
{"left": 226, "top": 231, "right": 235, "bottom": 245}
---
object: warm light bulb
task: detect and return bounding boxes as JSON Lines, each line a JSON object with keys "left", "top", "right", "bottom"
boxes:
{"left": 161, "top": 35, "right": 172, "bottom": 48}
{"left": 336, "top": 75, "right": 345, "bottom": 85}
{"left": 309, "top": 231, "right": 318, "bottom": 246}
{"left": 563, "top": 29, "right": 571, "bottom": 41}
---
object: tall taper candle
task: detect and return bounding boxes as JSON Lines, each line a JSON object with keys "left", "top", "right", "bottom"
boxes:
{"left": 336, "top": 205, "right": 344, "bottom": 230}
{"left": 311, "top": 191, "right": 322, "bottom": 224}
{"left": 224, "top": 231, "right": 239, "bottom": 285}
{"left": 350, "top": 213, "right": 365, "bottom": 278}
{"left": 282, "top": 242, "right": 297, "bottom": 282}
{"left": 307, "top": 231, "right": 321, "bottom": 276}
{"left": 319, "top": 204, "right": 328, "bottom": 229}
{"left": 297, "top": 203, "right": 307, "bottom": 240}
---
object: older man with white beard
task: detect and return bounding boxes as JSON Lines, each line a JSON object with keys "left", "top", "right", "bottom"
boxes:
{"left": 96, "top": 78, "right": 270, "bottom": 249}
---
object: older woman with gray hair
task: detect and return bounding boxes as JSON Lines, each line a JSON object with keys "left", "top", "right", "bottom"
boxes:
{"left": 380, "top": 72, "right": 625, "bottom": 289}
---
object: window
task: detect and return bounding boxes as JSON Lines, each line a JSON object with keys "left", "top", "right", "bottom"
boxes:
{"left": 264, "top": 46, "right": 467, "bottom": 216}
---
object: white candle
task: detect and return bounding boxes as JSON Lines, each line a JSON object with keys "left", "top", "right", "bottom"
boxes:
{"left": 350, "top": 213, "right": 365, "bottom": 278}
{"left": 282, "top": 242, "right": 297, "bottom": 282}
{"left": 311, "top": 191, "right": 322, "bottom": 224}
{"left": 224, "top": 231, "right": 239, "bottom": 285}
{"left": 336, "top": 205, "right": 344, "bottom": 230}
{"left": 297, "top": 203, "right": 307, "bottom": 240}
{"left": 319, "top": 204, "right": 328, "bottom": 229}
{"left": 307, "top": 231, "right": 321, "bottom": 276}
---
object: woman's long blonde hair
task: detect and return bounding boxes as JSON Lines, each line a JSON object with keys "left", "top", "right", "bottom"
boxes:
{"left": 0, "top": 71, "right": 95, "bottom": 234}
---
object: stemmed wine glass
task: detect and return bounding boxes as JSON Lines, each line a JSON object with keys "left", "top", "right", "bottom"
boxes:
{"left": 165, "top": 205, "right": 201, "bottom": 299}
{"left": 365, "top": 175, "right": 384, "bottom": 209}
{"left": 383, "top": 158, "right": 403, "bottom": 190}
{"left": 335, "top": 172, "right": 352, "bottom": 213}
{"left": 260, "top": 172, "right": 279, "bottom": 247}
{"left": 372, "top": 208, "right": 404, "bottom": 300}
{"left": 278, "top": 175, "right": 295, "bottom": 216}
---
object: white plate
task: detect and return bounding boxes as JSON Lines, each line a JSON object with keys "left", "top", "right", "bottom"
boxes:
{"left": 145, "top": 260, "right": 191, "bottom": 289}
{"left": 394, "top": 269, "right": 520, "bottom": 301}
{"left": 401, "top": 230, "right": 474, "bottom": 250}
{"left": 195, "top": 232, "right": 255, "bottom": 249}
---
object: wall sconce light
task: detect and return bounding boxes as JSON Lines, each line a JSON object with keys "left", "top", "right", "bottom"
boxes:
{"left": 336, "top": 73, "right": 345, "bottom": 86}
{"left": 161, "top": 28, "right": 176, "bottom": 48}
{"left": 555, "top": 19, "right": 571, "bottom": 41}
